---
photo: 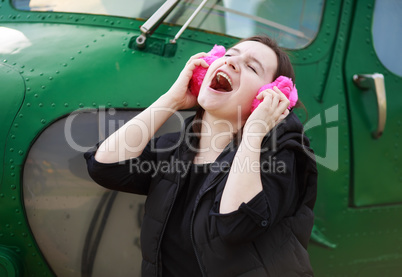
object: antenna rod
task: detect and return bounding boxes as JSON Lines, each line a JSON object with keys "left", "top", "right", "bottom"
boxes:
{"left": 171, "top": 0, "right": 209, "bottom": 43}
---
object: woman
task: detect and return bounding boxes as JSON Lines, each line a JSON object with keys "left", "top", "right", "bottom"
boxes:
{"left": 85, "top": 35, "right": 317, "bottom": 276}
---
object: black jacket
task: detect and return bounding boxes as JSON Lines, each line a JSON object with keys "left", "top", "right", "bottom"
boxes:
{"left": 85, "top": 112, "right": 317, "bottom": 277}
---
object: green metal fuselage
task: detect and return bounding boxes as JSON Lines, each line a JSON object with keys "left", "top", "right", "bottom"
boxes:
{"left": 1, "top": 0, "right": 402, "bottom": 276}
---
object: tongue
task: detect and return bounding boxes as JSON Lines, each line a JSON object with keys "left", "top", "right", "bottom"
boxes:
{"left": 211, "top": 75, "right": 232, "bottom": 92}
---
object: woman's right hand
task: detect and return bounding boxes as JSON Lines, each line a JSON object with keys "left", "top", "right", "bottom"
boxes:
{"left": 164, "top": 53, "right": 209, "bottom": 110}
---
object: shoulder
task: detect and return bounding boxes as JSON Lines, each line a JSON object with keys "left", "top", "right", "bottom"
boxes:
{"left": 152, "top": 131, "right": 182, "bottom": 150}
{"left": 151, "top": 114, "right": 196, "bottom": 151}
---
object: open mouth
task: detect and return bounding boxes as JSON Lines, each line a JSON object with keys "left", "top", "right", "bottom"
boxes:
{"left": 209, "top": 71, "right": 233, "bottom": 93}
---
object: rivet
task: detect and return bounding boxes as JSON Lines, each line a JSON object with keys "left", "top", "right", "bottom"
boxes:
{"left": 10, "top": 165, "right": 14, "bottom": 169}
{"left": 41, "top": 119, "right": 46, "bottom": 124}
{"left": 123, "top": 101, "right": 128, "bottom": 107}
{"left": 9, "top": 159, "right": 14, "bottom": 163}
{"left": 78, "top": 50, "right": 82, "bottom": 54}
{"left": 49, "top": 76, "right": 53, "bottom": 80}
{"left": 85, "top": 45, "right": 89, "bottom": 48}
{"left": 19, "top": 150, "right": 24, "bottom": 155}
{"left": 93, "top": 39, "right": 97, "bottom": 43}
{"left": 0, "top": 194, "right": 4, "bottom": 198}
{"left": 56, "top": 70, "right": 60, "bottom": 74}
{"left": 64, "top": 103, "right": 69, "bottom": 107}
{"left": 137, "top": 102, "right": 140, "bottom": 106}
{"left": 123, "top": 49, "right": 127, "bottom": 52}
{"left": 6, "top": 224, "right": 10, "bottom": 228}
{"left": 92, "top": 102, "right": 97, "bottom": 107}
{"left": 27, "top": 87, "right": 31, "bottom": 91}
{"left": 41, "top": 85, "right": 46, "bottom": 89}
{"left": 22, "top": 233, "right": 27, "bottom": 237}
{"left": 11, "top": 135, "right": 15, "bottom": 139}
{"left": 15, "top": 209, "right": 20, "bottom": 213}
{"left": 34, "top": 93, "right": 38, "bottom": 98}
{"left": 63, "top": 63, "right": 68, "bottom": 67}
{"left": 39, "top": 103, "right": 43, "bottom": 107}
{"left": 26, "top": 103, "right": 31, "bottom": 107}
{"left": 3, "top": 59, "right": 7, "bottom": 63}
{"left": 28, "top": 244, "right": 32, "bottom": 247}
{"left": 40, "top": 72, "right": 44, "bottom": 76}
{"left": 30, "top": 68, "right": 34, "bottom": 72}
{"left": 14, "top": 123, "right": 18, "bottom": 128}
{"left": 25, "top": 78, "right": 30, "bottom": 81}
{"left": 32, "top": 253, "right": 36, "bottom": 257}
{"left": 70, "top": 57, "right": 75, "bottom": 60}
{"left": 51, "top": 103, "right": 55, "bottom": 107}
{"left": 10, "top": 233, "right": 15, "bottom": 237}
{"left": 10, "top": 148, "right": 14, "bottom": 152}
{"left": 79, "top": 103, "right": 84, "bottom": 108}
{"left": 11, "top": 173, "right": 15, "bottom": 177}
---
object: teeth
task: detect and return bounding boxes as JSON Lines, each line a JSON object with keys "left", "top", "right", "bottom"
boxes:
{"left": 217, "top": 72, "right": 232, "bottom": 88}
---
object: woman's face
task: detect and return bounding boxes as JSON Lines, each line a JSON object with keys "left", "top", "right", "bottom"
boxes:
{"left": 197, "top": 40, "right": 278, "bottom": 123}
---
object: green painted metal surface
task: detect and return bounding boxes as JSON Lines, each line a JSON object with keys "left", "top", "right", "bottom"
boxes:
{"left": 0, "top": 0, "right": 401, "bottom": 276}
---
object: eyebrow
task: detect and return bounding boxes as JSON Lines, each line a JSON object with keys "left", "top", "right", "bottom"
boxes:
{"left": 229, "top": 47, "right": 265, "bottom": 74}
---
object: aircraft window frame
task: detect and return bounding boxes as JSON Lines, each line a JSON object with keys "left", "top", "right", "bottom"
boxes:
{"left": 372, "top": 0, "right": 402, "bottom": 77}
{"left": 22, "top": 108, "right": 195, "bottom": 276}
{"left": 11, "top": 0, "right": 325, "bottom": 50}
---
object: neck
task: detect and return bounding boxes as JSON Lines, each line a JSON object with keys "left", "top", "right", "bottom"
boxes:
{"left": 196, "top": 112, "right": 243, "bottom": 159}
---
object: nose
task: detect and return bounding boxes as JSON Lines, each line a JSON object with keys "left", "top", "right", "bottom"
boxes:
{"left": 224, "top": 57, "right": 239, "bottom": 72}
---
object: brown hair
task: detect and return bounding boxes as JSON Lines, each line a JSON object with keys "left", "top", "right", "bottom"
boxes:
{"left": 192, "top": 35, "right": 306, "bottom": 136}
{"left": 238, "top": 35, "right": 305, "bottom": 111}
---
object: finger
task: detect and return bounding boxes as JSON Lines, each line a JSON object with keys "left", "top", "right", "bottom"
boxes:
{"left": 186, "top": 52, "right": 208, "bottom": 65}
{"left": 256, "top": 88, "right": 274, "bottom": 100}
{"left": 185, "top": 59, "right": 209, "bottom": 73}
{"left": 193, "top": 59, "right": 209, "bottom": 68}
{"left": 276, "top": 109, "right": 290, "bottom": 124}
{"left": 273, "top": 86, "right": 290, "bottom": 104}
{"left": 271, "top": 91, "right": 281, "bottom": 108}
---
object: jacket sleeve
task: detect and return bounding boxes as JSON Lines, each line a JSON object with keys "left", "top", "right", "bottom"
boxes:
{"left": 210, "top": 149, "right": 300, "bottom": 244}
{"left": 84, "top": 139, "right": 158, "bottom": 195}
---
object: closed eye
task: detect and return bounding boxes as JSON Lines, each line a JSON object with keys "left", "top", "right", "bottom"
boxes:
{"left": 248, "top": 65, "right": 257, "bottom": 73}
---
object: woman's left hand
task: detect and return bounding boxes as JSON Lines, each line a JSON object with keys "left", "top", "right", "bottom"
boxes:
{"left": 243, "top": 86, "right": 290, "bottom": 141}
